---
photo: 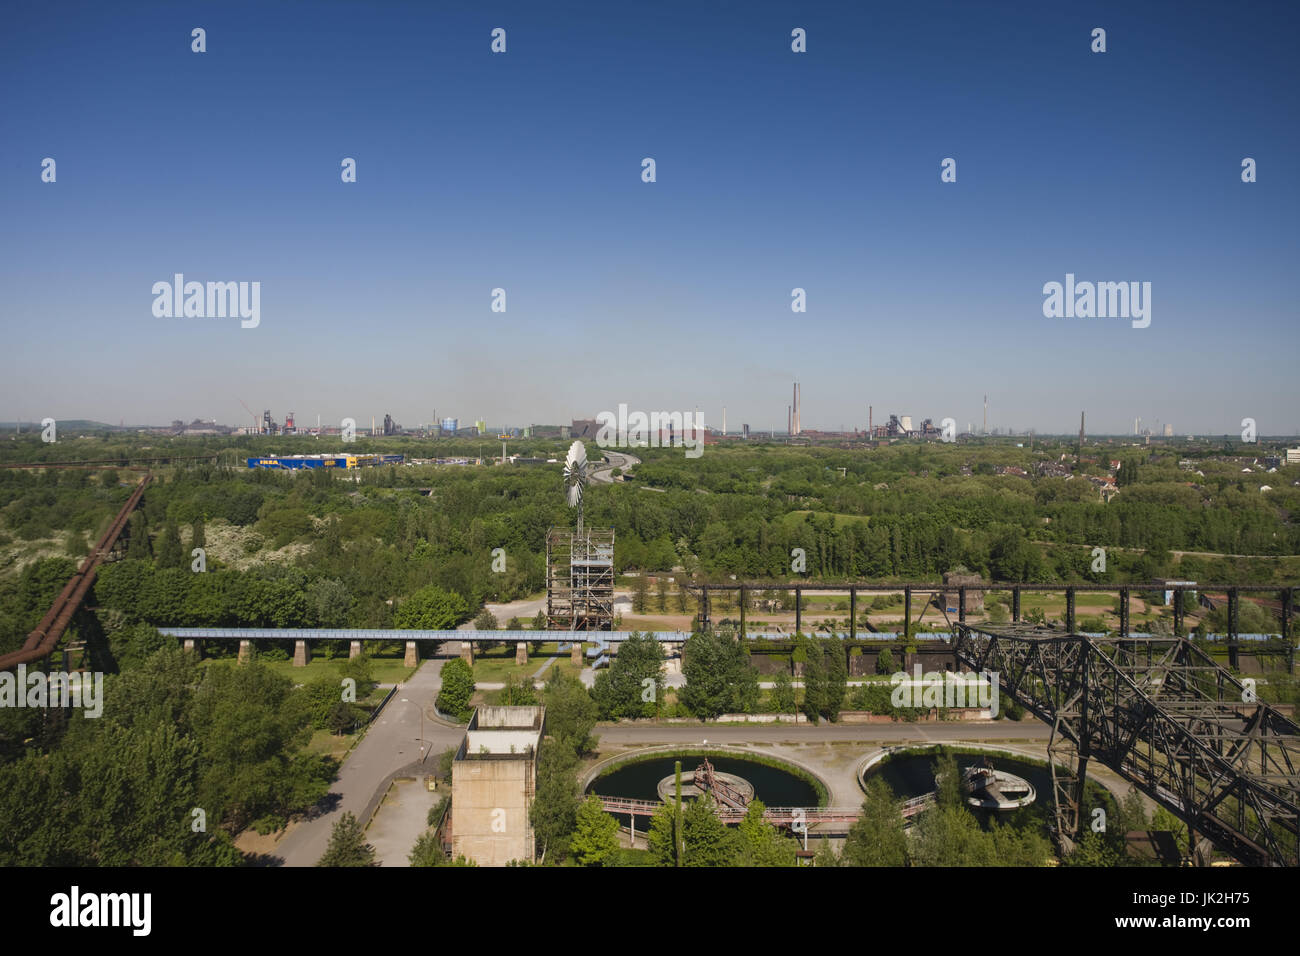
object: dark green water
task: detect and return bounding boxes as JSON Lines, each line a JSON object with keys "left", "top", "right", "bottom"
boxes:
{"left": 590, "top": 754, "right": 820, "bottom": 808}
{"left": 866, "top": 750, "right": 1060, "bottom": 833}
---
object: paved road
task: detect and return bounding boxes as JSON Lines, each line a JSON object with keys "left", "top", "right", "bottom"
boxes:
{"left": 593, "top": 720, "right": 1052, "bottom": 748}
{"left": 590, "top": 450, "right": 639, "bottom": 483}
{"left": 272, "top": 659, "right": 465, "bottom": 867}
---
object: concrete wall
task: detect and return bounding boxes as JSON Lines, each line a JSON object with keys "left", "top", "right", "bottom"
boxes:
{"left": 451, "top": 757, "right": 536, "bottom": 866}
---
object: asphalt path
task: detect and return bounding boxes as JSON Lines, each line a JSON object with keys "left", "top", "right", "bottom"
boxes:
{"left": 272, "top": 658, "right": 464, "bottom": 866}
{"left": 594, "top": 719, "right": 1052, "bottom": 747}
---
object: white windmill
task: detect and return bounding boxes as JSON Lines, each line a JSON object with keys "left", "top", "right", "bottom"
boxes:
{"left": 562, "top": 440, "right": 589, "bottom": 536}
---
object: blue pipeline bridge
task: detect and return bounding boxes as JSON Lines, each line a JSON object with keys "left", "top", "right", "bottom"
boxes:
{"left": 156, "top": 628, "right": 693, "bottom": 668}
{"left": 155, "top": 627, "right": 1287, "bottom": 669}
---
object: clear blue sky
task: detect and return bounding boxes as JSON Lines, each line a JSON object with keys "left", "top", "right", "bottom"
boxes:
{"left": 2, "top": 0, "right": 1297, "bottom": 435}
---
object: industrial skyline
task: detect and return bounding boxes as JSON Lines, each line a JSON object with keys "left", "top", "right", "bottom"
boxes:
{"left": 10, "top": 387, "right": 1294, "bottom": 440}
{"left": 3, "top": 3, "right": 1297, "bottom": 438}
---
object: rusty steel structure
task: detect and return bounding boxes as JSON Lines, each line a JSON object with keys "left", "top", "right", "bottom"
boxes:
{"left": 685, "top": 581, "right": 1296, "bottom": 672}
{"left": 0, "top": 474, "right": 150, "bottom": 672}
{"left": 952, "top": 622, "right": 1300, "bottom": 867}
{"left": 693, "top": 758, "right": 749, "bottom": 810}
{"left": 595, "top": 795, "right": 862, "bottom": 829}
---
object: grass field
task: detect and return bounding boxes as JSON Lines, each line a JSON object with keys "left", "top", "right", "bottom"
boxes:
{"left": 468, "top": 646, "right": 586, "bottom": 685}
{"left": 207, "top": 655, "right": 417, "bottom": 686}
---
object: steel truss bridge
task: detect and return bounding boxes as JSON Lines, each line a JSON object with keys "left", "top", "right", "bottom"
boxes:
{"left": 951, "top": 622, "right": 1300, "bottom": 867}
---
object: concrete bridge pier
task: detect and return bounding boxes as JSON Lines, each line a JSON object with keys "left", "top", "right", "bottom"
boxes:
{"left": 293, "top": 639, "right": 310, "bottom": 667}
{"left": 238, "top": 639, "right": 252, "bottom": 663}
{"left": 516, "top": 642, "right": 527, "bottom": 665}
{"left": 349, "top": 640, "right": 363, "bottom": 659}
{"left": 183, "top": 638, "right": 200, "bottom": 657}
{"left": 460, "top": 641, "right": 474, "bottom": 665}
{"left": 405, "top": 641, "right": 420, "bottom": 668}
{"left": 570, "top": 641, "right": 583, "bottom": 666}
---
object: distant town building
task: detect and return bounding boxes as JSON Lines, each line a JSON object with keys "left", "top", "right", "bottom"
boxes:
{"left": 246, "top": 454, "right": 403, "bottom": 470}
{"left": 1163, "top": 423, "right": 1173, "bottom": 437}
{"left": 439, "top": 417, "right": 459, "bottom": 434}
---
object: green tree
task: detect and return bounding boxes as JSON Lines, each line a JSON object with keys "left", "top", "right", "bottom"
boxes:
{"left": 543, "top": 671, "right": 598, "bottom": 756}
{"left": 813, "top": 840, "right": 840, "bottom": 867}
{"left": 933, "top": 750, "right": 963, "bottom": 810}
{"left": 842, "top": 778, "right": 908, "bottom": 866}
{"left": 474, "top": 608, "right": 499, "bottom": 630}
{"left": 646, "top": 802, "right": 678, "bottom": 866}
{"left": 910, "top": 806, "right": 997, "bottom": 867}
{"left": 875, "top": 647, "right": 896, "bottom": 675}
{"left": 592, "top": 632, "right": 663, "bottom": 719}
{"left": 1063, "top": 829, "right": 1119, "bottom": 867}
{"left": 680, "top": 629, "right": 760, "bottom": 718}
{"left": 530, "top": 740, "right": 580, "bottom": 863}
{"left": 799, "top": 638, "right": 827, "bottom": 723}
{"left": 771, "top": 669, "right": 796, "bottom": 716}
{"left": 632, "top": 575, "right": 649, "bottom": 613}
{"left": 317, "top": 811, "right": 376, "bottom": 866}
{"left": 190, "top": 517, "right": 206, "bottom": 551}
{"left": 307, "top": 577, "right": 352, "bottom": 628}
{"left": 735, "top": 800, "right": 797, "bottom": 866}
{"left": 571, "top": 794, "right": 620, "bottom": 866}
{"left": 126, "top": 511, "right": 151, "bottom": 560}
{"left": 655, "top": 576, "right": 668, "bottom": 612}
{"left": 396, "top": 585, "right": 469, "bottom": 630}
{"left": 409, "top": 830, "right": 445, "bottom": 867}
{"left": 436, "top": 658, "right": 476, "bottom": 721}
{"left": 501, "top": 674, "right": 537, "bottom": 706}
{"left": 821, "top": 636, "right": 847, "bottom": 721}
{"left": 681, "top": 794, "right": 739, "bottom": 866}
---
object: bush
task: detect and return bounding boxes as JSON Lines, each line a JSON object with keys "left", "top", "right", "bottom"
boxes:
{"left": 437, "top": 658, "right": 476, "bottom": 721}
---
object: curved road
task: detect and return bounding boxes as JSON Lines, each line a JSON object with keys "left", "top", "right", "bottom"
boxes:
{"left": 590, "top": 449, "right": 639, "bottom": 483}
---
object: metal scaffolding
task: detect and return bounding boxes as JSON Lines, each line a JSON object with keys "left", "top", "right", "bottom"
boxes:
{"left": 546, "top": 527, "right": 615, "bottom": 631}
